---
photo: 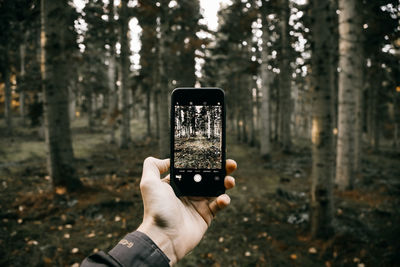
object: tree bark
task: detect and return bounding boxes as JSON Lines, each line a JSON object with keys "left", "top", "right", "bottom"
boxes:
{"left": 260, "top": 11, "right": 272, "bottom": 159}
{"left": 336, "top": 0, "right": 363, "bottom": 190}
{"left": 20, "top": 40, "right": 26, "bottom": 126}
{"left": 119, "top": 0, "right": 131, "bottom": 148}
{"left": 278, "top": 0, "right": 292, "bottom": 152}
{"left": 4, "top": 64, "right": 12, "bottom": 134}
{"left": 310, "top": 0, "right": 334, "bottom": 239}
{"left": 158, "top": 11, "right": 170, "bottom": 158}
{"left": 41, "top": 0, "right": 82, "bottom": 191}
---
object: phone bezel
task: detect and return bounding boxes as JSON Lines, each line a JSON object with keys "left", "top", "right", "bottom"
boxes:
{"left": 170, "top": 87, "right": 226, "bottom": 197}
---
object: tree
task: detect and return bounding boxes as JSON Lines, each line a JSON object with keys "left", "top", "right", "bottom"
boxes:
{"left": 278, "top": 0, "right": 292, "bottom": 152}
{"left": 309, "top": 0, "right": 334, "bottom": 238}
{"left": 335, "top": 0, "right": 363, "bottom": 190}
{"left": 157, "top": 0, "right": 170, "bottom": 158}
{"left": 40, "top": 0, "right": 82, "bottom": 191}
{"left": 119, "top": 0, "right": 131, "bottom": 148}
{"left": 259, "top": 0, "right": 273, "bottom": 159}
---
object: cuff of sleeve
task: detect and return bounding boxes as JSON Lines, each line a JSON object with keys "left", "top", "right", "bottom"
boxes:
{"left": 109, "top": 231, "right": 170, "bottom": 267}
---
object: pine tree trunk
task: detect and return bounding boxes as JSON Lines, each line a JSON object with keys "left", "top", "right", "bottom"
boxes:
{"left": 146, "top": 87, "right": 152, "bottom": 137}
{"left": 20, "top": 41, "right": 26, "bottom": 126}
{"left": 158, "top": 17, "right": 169, "bottom": 158}
{"left": 260, "top": 13, "right": 272, "bottom": 158}
{"left": 336, "top": 0, "right": 363, "bottom": 190}
{"left": 69, "top": 85, "right": 76, "bottom": 121}
{"left": 310, "top": 0, "right": 334, "bottom": 238}
{"left": 119, "top": 0, "right": 131, "bottom": 148}
{"left": 41, "top": 0, "right": 81, "bottom": 191}
{"left": 279, "top": 0, "right": 292, "bottom": 152}
{"left": 4, "top": 65, "right": 12, "bottom": 134}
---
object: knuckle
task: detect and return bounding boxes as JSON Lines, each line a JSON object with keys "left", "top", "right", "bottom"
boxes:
{"left": 144, "top": 156, "right": 155, "bottom": 165}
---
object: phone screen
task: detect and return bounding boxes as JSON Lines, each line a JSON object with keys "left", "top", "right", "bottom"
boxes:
{"left": 174, "top": 104, "right": 222, "bottom": 170}
{"left": 171, "top": 88, "right": 225, "bottom": 196}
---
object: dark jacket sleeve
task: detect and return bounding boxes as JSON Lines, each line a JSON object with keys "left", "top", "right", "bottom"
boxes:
{"left": 81, "top": 231, "right": 170, "bottom": 267}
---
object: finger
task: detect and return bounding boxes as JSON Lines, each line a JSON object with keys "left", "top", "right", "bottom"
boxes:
{"left": 141, "top": 157, "right": 170, "bottom": 185}
{"left": 208, "top": 194, "right": 231, "bottom": 217}
{"left": 226, "top": 159, "right": 237, "bottom": 175}
{"left": 224, "top": 176, "right": 235, "bottom": 189}
{"left": 161, "top": 174, "right": 170, "bottom": 184}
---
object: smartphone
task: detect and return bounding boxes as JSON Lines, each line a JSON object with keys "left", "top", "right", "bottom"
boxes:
{"left": 170, "top": 88, "right": 226, "bottom": 197}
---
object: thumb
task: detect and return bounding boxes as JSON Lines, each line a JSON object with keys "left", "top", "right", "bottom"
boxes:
{"left": 141, "top": 157, "right": 170, "bottom": 185}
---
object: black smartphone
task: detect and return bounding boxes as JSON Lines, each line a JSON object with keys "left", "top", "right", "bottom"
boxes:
{"left": 170, "top": 88, "right": 226, "bottom": 197}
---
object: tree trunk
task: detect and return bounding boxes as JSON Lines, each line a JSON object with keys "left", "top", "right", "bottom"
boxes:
{"left": 119, "top": 0, "right": 131, "bottom": 148}
{"left": 4, "top": 65, "right": 12, "bottom": 134}
{"left": 86, "top": 89, "right": 95, "bottom": 131}
{"left": 20, "top": 41, "right": 26, "bottom": 126}
{"left": 41, "top": 0, "right": 82, "bottom": 192}
{"left": 310, "top": 0, "right": 334, "bottom": 239}
{"left": 336, "top": 0, "right": 363, "bottom": 190}
{"left": 279, "top": 0, "right": 292, "bottom": 152}
{"left": 158, "top": 15, "right": 169, "bottom": 158}
{"left": 260, "top": 12, "right": 272, "bottom": 158}
{"left": 146, "top": 87, "right": 152, "bottom": 137}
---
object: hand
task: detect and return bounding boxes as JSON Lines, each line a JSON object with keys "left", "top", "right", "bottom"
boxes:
{"left": 137, "top": 157, "right": 237, "bottom": 265}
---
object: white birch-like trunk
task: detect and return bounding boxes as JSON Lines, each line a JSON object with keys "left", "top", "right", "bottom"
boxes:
{"left": 336, "top": 0, "right": 363, "bottom": 190}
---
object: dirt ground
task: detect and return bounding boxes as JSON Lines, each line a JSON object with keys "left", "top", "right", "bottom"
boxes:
{"left": 174, "top": 136, "right": 221, "bottom": 169}
{"left": 1, "top": 118, "right": 400, "bottom": 266}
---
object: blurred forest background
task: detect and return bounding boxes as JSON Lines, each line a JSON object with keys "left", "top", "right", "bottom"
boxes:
{"left": 1, "top": 0, "right": 400, "bottom": 266}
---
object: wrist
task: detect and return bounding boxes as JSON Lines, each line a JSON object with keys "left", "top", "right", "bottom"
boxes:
{"left": 137, "top": 220, "right": 178, "bottom": 266}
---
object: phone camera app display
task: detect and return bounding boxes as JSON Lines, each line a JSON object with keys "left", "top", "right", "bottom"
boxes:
{"left": 174, "top": 105, "right": 222, "bottom": 170}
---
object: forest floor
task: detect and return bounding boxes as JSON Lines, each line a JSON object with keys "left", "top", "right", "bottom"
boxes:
{"left": 1, "top": 118, "right": 400, "bottom": 266}
{"left": 174, "top": 136, "right": 221, "bottom": 169}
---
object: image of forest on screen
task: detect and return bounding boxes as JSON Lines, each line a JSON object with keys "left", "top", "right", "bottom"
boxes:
{"left": 174, "top": 105, "right": 222, "bottom": 169}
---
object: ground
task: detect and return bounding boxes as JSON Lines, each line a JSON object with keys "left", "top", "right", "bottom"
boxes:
{"left": 174, "top": 136, "right": 221, "bottom": 169}
{"left": 1, "top": 118, "right": 399, "bottom": 266}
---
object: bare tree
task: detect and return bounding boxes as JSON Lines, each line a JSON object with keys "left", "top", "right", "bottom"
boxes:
{"left": 119, "top": 0, "right": 131, "bottom": 148}
{"left": 260, "top": 5, "right": 272, "bottom": 159}
{"left": 41, "top": 0, "right": 82, "bottom": 191}
{"left": 309, "top": 0, "right": 335, "bottom": 238}
{"left": 336, "top": 0, "right": 363, "bottom": 190}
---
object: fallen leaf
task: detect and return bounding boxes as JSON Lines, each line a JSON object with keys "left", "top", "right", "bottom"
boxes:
{"left": 308, "top": 247, "right": 317, "bottom": 254}
{"left": 71, "top": 248, "right": 79, "bottom": 254}
{"left": 55, "top": 187, "right": 66, "bottom": 195}
{"left": 290, "top": 254, "right": 297, "bottom": 260}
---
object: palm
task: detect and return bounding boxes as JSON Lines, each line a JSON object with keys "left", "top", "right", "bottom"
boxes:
{"left": 143, "top": 178, "right": 214, "bottom": 258}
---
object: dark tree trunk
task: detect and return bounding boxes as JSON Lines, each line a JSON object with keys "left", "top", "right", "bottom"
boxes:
{"left": 310, "top": 0, "right": 334, "bottom": 239}
{"left": 41, "top": 0, "right": 82, "bottom": 192}
{"left": 119, "top": 0, "right": 131, "bottom": 148}
{"left": 278, "top": 0, "right": 292, "bottom": 152}
{"left": 158, "top": 11, "right": 169, "bottom": 158}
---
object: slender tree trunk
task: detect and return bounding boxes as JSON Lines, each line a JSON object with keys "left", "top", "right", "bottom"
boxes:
{"left": 20, "top": 41, "right": 26, "bottom": 126}
{"left": 154, "top": 91, "right": 160, "bottom": 139}
{"left": 279, "top": 0, "right": 292, "bottom": 152}
{"left": 260, "top": 12, "right": 272, "bottom": 158}
{"left": 69, "top": 85, "right": 76, "bottom": 121}
{"left": 87, "top": 91, "right": 95, "bottom": 131}
{"left": 119, "top": 0, "right": 131, "bottom": 148}
{"left": 146, "top": 87, "right": 152, "bottom": 137}
{"left": 158, "top": 17, "right": 169, "bottom": 158}
{"left": 310, "top": 0, "right": 334, "bottom": 238}
{"left": 4, "top": 65, "right": 12, "bottom": 134}
{"left": 41, "top": 0, "right": 81, "bottom": 191}
{"left": 336, "top": 0, "right": 363, "bottom": 190}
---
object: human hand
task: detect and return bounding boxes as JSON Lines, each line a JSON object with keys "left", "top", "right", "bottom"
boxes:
{"left": 137, "top": 157, "right": 237, "bottom": 265}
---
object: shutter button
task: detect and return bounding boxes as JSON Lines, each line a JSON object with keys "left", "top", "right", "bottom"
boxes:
{"left": 194, "top": 174, "right": 202, "bottom": 182}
